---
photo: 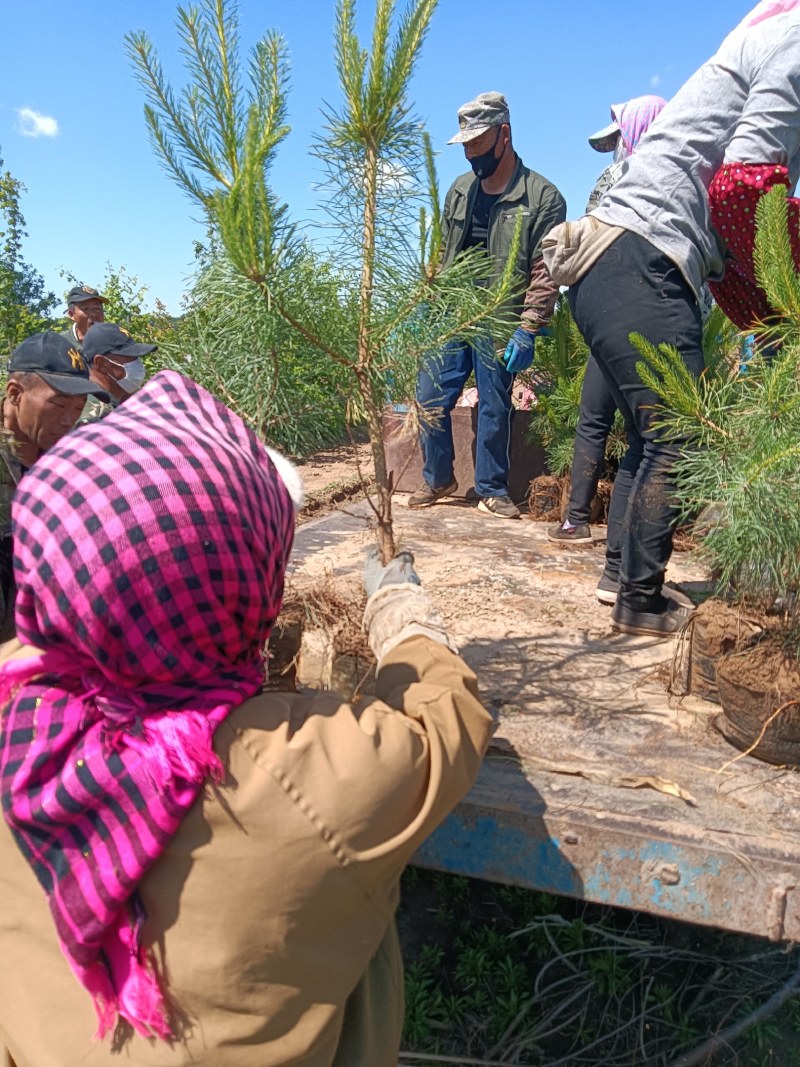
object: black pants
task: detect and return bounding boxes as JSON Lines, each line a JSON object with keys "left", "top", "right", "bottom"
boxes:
{"left": 568, "top": 231, "right": 703, "bottom": 611}
{"left": 566, "top": 353, "right": 617, "bottom": 526}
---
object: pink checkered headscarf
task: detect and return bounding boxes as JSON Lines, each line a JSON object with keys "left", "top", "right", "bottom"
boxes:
{"left": 0, "top": 370, "right": 295, "bottom": 1041}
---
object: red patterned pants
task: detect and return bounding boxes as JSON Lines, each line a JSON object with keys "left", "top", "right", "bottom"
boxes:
{"left": 708, "top": 162, "right": 800, "bottom": 330}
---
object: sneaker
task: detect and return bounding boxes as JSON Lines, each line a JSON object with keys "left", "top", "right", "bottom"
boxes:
{"left": 596, "top": 573, "right": 619, "bottom": 605}
{"left": 408, "top": 479, "right": 458, "bottom": 508}
{"left": 547, "top": 522, "right": 592, "bottom": 543}
{"left": 478, "top": 495, "right": 521, "bottom": 519}
{"left": 611, "top": 596, "right": 695, "bottom": 638}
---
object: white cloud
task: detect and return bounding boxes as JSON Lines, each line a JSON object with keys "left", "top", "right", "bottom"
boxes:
{"left": 650, "top": 74, "right": 662, "bottom": 88}
{"left": 16, "top": 108, "right": 59, "bottom": 138}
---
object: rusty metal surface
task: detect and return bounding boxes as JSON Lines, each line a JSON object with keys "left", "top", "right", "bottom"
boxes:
{"left": 291, "top": 500, "right": 800, "bottom": 940}
{"left": 414, "top": 745, "right": 800, "bottom": 941}
{"left": 382, "top": 407, "right": 546, "bottom": 503}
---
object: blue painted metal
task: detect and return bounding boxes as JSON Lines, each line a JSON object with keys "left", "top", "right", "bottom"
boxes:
{"left": 412, "top": 753, "right": 800, "bottom": 941}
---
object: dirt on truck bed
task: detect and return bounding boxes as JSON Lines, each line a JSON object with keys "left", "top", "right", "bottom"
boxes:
{"left": 287, "top": 485, "right": 800, "bottom": 943}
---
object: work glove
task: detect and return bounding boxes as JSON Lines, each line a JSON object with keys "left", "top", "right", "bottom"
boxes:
{"left": 363, "top": 547, "right": 456, "bottom": 664}
{"left": 502, "top": 327, "right": 536, "bottom": 373}
{"left": 364, "top": 545, "right": 421, "bottom": 599}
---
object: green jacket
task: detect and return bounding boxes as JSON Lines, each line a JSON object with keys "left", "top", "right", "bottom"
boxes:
{"left": 0, "top": 435, "right": 22, "bottom": 544}
{"left": 60, "top": 322, "right": 83, "bottom": 353}
{"left": 77, "top": 393, "right": 117, "bottom": 426}
{"left": 440, "top": 155, "right": 567, "bottom": 330}
{"left": 0, "top": 434, "right": 23, "bottom": 641}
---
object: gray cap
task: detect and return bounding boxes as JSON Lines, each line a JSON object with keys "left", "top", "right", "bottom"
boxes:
{"left": 588, "top": 109, "right": 623, "bottom": 153}
{"left": 447, "top": 91, "right": 510, "bottom": 145}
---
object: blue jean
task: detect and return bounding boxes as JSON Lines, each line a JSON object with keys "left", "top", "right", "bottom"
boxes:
{"left": 568, "top": 231, "right": 704, "bottom": 611}
{"left": 416, "top": 338, "right": 513, "bottom": 498}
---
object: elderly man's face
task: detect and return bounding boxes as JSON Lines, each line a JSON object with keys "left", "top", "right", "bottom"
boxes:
{"left": 68, "top": 299, "right": 105, "bottom": 340}
{"left": 6, "top": 375, "right": 86, "bottom": 453}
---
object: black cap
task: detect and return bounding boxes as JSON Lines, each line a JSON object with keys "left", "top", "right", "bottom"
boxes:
{"left": 82, "top": 322, "right": 158, "bottom": 364}
{"left": 65, "top": 284, "right": 108, "bottom": 307}
{"left": 8, "top": 332, "right": 111, "bottom": 400}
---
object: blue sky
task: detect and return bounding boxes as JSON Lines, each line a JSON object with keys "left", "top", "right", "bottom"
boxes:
{"left": 0, "top": 0, "right": 756, "bottom": 316}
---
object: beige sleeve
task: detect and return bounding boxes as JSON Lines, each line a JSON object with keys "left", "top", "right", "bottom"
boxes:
{"left": 268, "top": 635, "right": 494, "bottom": 876}
{"left": 0, "top": 639, "right": 38, "bottom": 668}
{"left": 520, "top": 256, "right": 561, "bottom": 331}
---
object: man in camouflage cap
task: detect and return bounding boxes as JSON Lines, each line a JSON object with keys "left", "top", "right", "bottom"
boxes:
{"left": 63, "top": 284, "right": 107, "bottom": 351}
{"left": 410, "top": 92, "right": 566, "bottom": 519}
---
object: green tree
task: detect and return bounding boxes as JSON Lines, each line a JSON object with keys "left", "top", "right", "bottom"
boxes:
{"left": 126, "top": 0, "right": 520, "bottom": 560}
{"left": 0, "top": 151, "right": 57, "bottom": 349}
{"left": 161, "top": 249, "right": 353, "bottom": 455}
{"left": 633, "top": 185, "right": 800, "bottom": 627}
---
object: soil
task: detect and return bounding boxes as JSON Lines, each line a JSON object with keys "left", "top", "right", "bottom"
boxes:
{"left": 719, "top": 634, "right": 800, "bottom": 695}
{"left": 279, "top": 578, "right": 370, "bottom": 658}
{"left": 526, "top": 475, "right": 613, "bottom": 525}
{"left": 296, "top": 442, "right": 374, "bottom": 524}
{"left": 692, "top": 597, "right": 763, "bottom": 657}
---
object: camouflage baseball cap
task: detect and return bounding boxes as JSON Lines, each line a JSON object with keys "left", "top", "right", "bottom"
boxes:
{"left": 447, "top": 92, "right": 510, "bottom": 145}
{"left": 65, "top": 284, "right": 108, "bottom": 308}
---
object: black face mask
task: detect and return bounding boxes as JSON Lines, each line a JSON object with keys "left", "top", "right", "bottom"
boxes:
{"left": 469, "top": 128, "right": 503, "bottom": 180}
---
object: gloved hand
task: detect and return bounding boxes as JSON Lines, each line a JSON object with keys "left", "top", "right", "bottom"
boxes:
{"left": 363, "top": 549, "right": 455, "bottom": 663}
{"left": 502, "top": 327, "right": 536, "bottom": 373}
{"left": 364, "top": 546, "right": 421, "bottom": 599}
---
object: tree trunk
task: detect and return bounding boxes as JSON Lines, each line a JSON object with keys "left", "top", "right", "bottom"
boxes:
{"left": 357, "top": 367, "right": 396, "bottom": 563}
{"left": 357, "top": 142, "right": 396, "bottom": 564}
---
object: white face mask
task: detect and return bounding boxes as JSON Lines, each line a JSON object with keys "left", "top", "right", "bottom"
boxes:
{"left": 107, "top": 357, "right": 146, "bottom": 394}
{"left": 612, "top": 138, "right": 630, "bottom": 164}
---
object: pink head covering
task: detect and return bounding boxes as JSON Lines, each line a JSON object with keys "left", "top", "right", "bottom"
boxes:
{"left": 744, "top": 0, "right": 800, "bottom": 25}
{"left": 589, "top": 95, "right": 668, "bottom": 155}
{"left": 612, "top": 95, "right": 668, "bottom": 155}
{"left": 0, "top": 370, "right": 295, "bottom": 1040}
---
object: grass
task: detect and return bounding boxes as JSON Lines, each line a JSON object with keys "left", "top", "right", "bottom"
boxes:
{"left": 397, "top": 868, "right": 800, "bottom": 1066}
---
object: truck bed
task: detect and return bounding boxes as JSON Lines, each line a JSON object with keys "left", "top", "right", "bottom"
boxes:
{"left": 291, "top": 495, "right": 800, "bottom": 941}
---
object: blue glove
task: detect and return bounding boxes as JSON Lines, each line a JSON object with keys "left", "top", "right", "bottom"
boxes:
{"left": 364, "top": 546, "right": 421, "bottom": 599}
{"left": 502, "top": 327, "right": 536, "bottom": 373}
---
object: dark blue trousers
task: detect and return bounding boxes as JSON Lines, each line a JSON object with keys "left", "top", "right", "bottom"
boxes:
{"left": 568, "top": 231, "right": 704, "bottom": 611}
{"left": 416, "top": 339, "right": 513, "bottom": 499}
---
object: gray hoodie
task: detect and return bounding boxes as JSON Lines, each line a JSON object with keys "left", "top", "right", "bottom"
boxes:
{"left": 592, "top": 12, "right": 800, "bottom": 300}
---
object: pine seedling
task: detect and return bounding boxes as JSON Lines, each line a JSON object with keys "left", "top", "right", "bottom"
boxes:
{"left": 128, "top": 0, "right": 522, "bottom": 561}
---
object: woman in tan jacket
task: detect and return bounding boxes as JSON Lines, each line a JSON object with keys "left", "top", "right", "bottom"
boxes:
{"left": 0, "top": 371, "right": 493, "bottom": 1067}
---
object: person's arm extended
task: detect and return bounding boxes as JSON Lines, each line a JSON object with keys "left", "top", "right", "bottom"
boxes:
{"left": 521, "top": 186, "right": 567, "bottom": 331}
{"left": 275, "top": 558, "right": 494, "bottom": 869}
{"left": 724, "top": 31, "right": 800, "bottom": 170}
{"left": 374, "top": 631, "right": 494, "bottom": 834}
